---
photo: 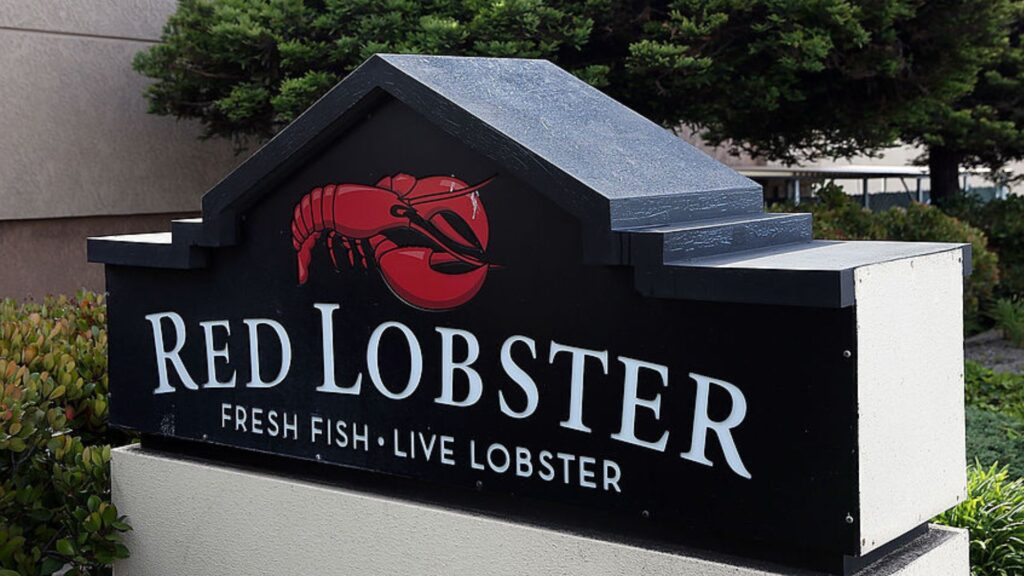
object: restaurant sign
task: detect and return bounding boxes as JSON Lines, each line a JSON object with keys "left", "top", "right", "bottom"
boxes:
{"left": 90, "top": 55, "right": 968, "bottom": 574}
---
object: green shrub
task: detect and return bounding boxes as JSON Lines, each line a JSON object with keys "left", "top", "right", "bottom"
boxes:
{"left": 0, "top": 292, "right": 131, "bottom": 576}
{"left": 966, "top": 406, "right": 1024, "bottom": 479}
{"left": 790, "top": 185, "right": 887, "bottom": 241}
{"left": 965, "top": 360, "right": 1024, "bottom": 420}
{"left": 774, "top": 185, "right": 1000, "bottom": 332}
{"left": 991, "top": 298, "right": 1024, "bottom": 347}
{"left": 946, "top": 195, "right": 1024, "bottom": 299}
{"left": 935, "top": 463, "right": 1024, "bottom": 576}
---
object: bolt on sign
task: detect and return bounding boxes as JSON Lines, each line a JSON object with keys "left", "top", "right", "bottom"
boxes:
{"left": 90, "top": 55, "right": 969, "bottom": 574}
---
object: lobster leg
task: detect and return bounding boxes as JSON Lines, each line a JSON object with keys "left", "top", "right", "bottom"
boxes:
{"left": 355, "top": 239, "right": 369, "bottom": 268}
{"left": 340, "top": 236, "right": 356, "bottom": 267}
{"left": 360, "top": 238, "right": 377, "bottom": 268}
{"left": 326, "top": 231, "right": 340, "bottom": 270}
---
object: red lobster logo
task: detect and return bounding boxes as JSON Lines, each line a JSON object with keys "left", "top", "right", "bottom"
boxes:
{"left": 291, "top": 173, "right": 495, "bottom": 310}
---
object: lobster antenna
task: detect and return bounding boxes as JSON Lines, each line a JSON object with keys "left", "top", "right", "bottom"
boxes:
{"left": 407, "top": 175, "right": 497, "bottom": 206}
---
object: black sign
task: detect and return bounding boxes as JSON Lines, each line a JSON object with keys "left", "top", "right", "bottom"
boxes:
{"left": 90, "top": 55, "right": 964, "bottom": 574}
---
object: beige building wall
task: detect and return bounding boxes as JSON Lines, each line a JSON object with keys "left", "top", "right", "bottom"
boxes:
{"left": 677, "top": 127, "right": 767, "bottom": 167}
{"left": 0, "top": 213, "right": 195, "bottom": 300}
{"left": 678, "top": 127, "right": 1023, "bottom": 198}
{"left": 773, "top": 145, "right": 1023, "bottom": 197}
{"left": 0, "top": 1, "right": 240, "bottom": 299}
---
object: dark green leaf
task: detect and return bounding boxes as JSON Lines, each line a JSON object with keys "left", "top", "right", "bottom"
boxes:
{"left": 56, "top": 538, "right": 74, "bottom": 556}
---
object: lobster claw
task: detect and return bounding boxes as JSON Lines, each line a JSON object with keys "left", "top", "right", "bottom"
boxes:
{"left": 375, "top": 241, "right": 488, "bottom": 310}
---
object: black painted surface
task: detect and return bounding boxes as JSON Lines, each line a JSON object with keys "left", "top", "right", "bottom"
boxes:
{"left": 106, "top": 99, "right": 861, "bottom": 571}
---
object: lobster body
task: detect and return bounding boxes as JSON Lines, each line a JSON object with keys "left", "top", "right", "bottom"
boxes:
{"left": 290, "top": 173, "right": 493, "bottom": 310}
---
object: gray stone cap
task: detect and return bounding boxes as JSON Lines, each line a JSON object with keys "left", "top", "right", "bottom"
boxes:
{"left": 632, "top": 240, "right": 970, "bottom": 308}
{"left": 375, "top": 54, "right": 758, "bottom": 202}
{"left": 680, "top": 240, "right": 971, "bottom": 272}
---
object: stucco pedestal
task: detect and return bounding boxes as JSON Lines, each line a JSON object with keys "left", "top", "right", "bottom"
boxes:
{"left": 111, "top": 445, "right": 968, "bottom": 576}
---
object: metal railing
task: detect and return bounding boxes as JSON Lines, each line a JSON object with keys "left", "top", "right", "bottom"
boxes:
{"left": 737, "top": 165, "right": 1005, "bottom": 206}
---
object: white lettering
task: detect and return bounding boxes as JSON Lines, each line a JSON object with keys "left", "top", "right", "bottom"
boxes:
{"left": 680, "top": 372, "right": 751, "bottom": 479}
{"left": 243, "top": 319, "right": 292, "bottom": 388}
{"left": 499, "top": 335, "right": 539, "bottom": 419}
{"left": 435, "top": 327, "right": 483, "bottom": 408}
{"left": 200, "top": 320, "right": 235, "bottom": 389}
{"left": 515, "top": 446, "right": 533, "bottom": 478}
{"left": 145, "top": 312, "right": 199, "bottom": 393}
{"left": 549, "top": 342, "right": 608, "bottom": 433}
{"left": 603, "top": 460, "right": 622, "bottom": 492}
{"left": 611, "top": 356, "right": 670, "bottom": 451}
{"left": 367, "top": 321, "right": 422, "bottom": 400}
{"left": 487, "top": 443, "right": 510, "bottom": 473}
{"left": 314, "top": 303, "right": 362, "bottom": 395}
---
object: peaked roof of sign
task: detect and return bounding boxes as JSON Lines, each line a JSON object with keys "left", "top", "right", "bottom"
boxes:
{"left": 378, "top": 55, "right": 755, "bottom": 197}
{"left": 201, "top": 54, "right": 765, "bottom": 229}
{"left": 89, "top": 54, "right": 969, "bottom": 308}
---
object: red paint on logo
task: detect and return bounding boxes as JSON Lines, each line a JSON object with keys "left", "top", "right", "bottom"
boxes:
{"left": 290, "top": 173, "right": 495, "bottom": 310}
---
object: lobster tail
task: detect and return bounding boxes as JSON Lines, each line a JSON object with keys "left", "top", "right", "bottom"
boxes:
{"left": 292, "top": 187, "right": 320, "bottom": 284}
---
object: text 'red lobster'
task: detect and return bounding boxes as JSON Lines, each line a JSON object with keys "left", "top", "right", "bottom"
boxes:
{"left": 291, "top": 173, "right": 495, "bottom": 310}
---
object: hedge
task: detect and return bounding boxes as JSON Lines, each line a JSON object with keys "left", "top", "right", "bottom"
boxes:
{"left": 966, "top": 406, "right": 1024, "bottom": 480}
{"left": 0, "top": 293, "right": 131, "bottom": 576}
{"left": 945, "top": 195, "right": 1024, "bottom": 300}
{"left": 965, "top": 360, "right": 1024, "bottom": 420}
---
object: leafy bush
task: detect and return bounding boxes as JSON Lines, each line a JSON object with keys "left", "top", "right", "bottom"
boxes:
{"left": 965, "top": 360, "right": 1024, "bottom": 420}
{"left": 935, "top": 463, "right": 1024, "bottom": 576}
{"left": 966, "top": 407, "right": 1024, "bottom": 479}
{"left": 774, "top": 185, "right": 1000, "bottom": 332}
{"left": 991, "top": 298, "right": 1024, "bottom": 347}
{"left": 946, "top": 195, "right": 1024, "bottom": 299}
{"left": 0, "top": 293, "right": 131, "bottom": 576}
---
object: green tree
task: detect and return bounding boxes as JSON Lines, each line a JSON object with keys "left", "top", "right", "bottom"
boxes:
{"left": 622, "top": 1, "right": 1017, "bottom": 167}
{"left": 136, "top": 0, "right": 1019, "bottom": 186}
{"left": 909, "top": 5, "right": 1024, "bottom": 204}
{"left": 133, "top": 0, "right": 608, "bottom": 144}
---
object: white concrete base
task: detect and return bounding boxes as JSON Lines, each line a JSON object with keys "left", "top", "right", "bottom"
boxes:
{"left": 111, "top": 445, "right": 969, "bottom": 576}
